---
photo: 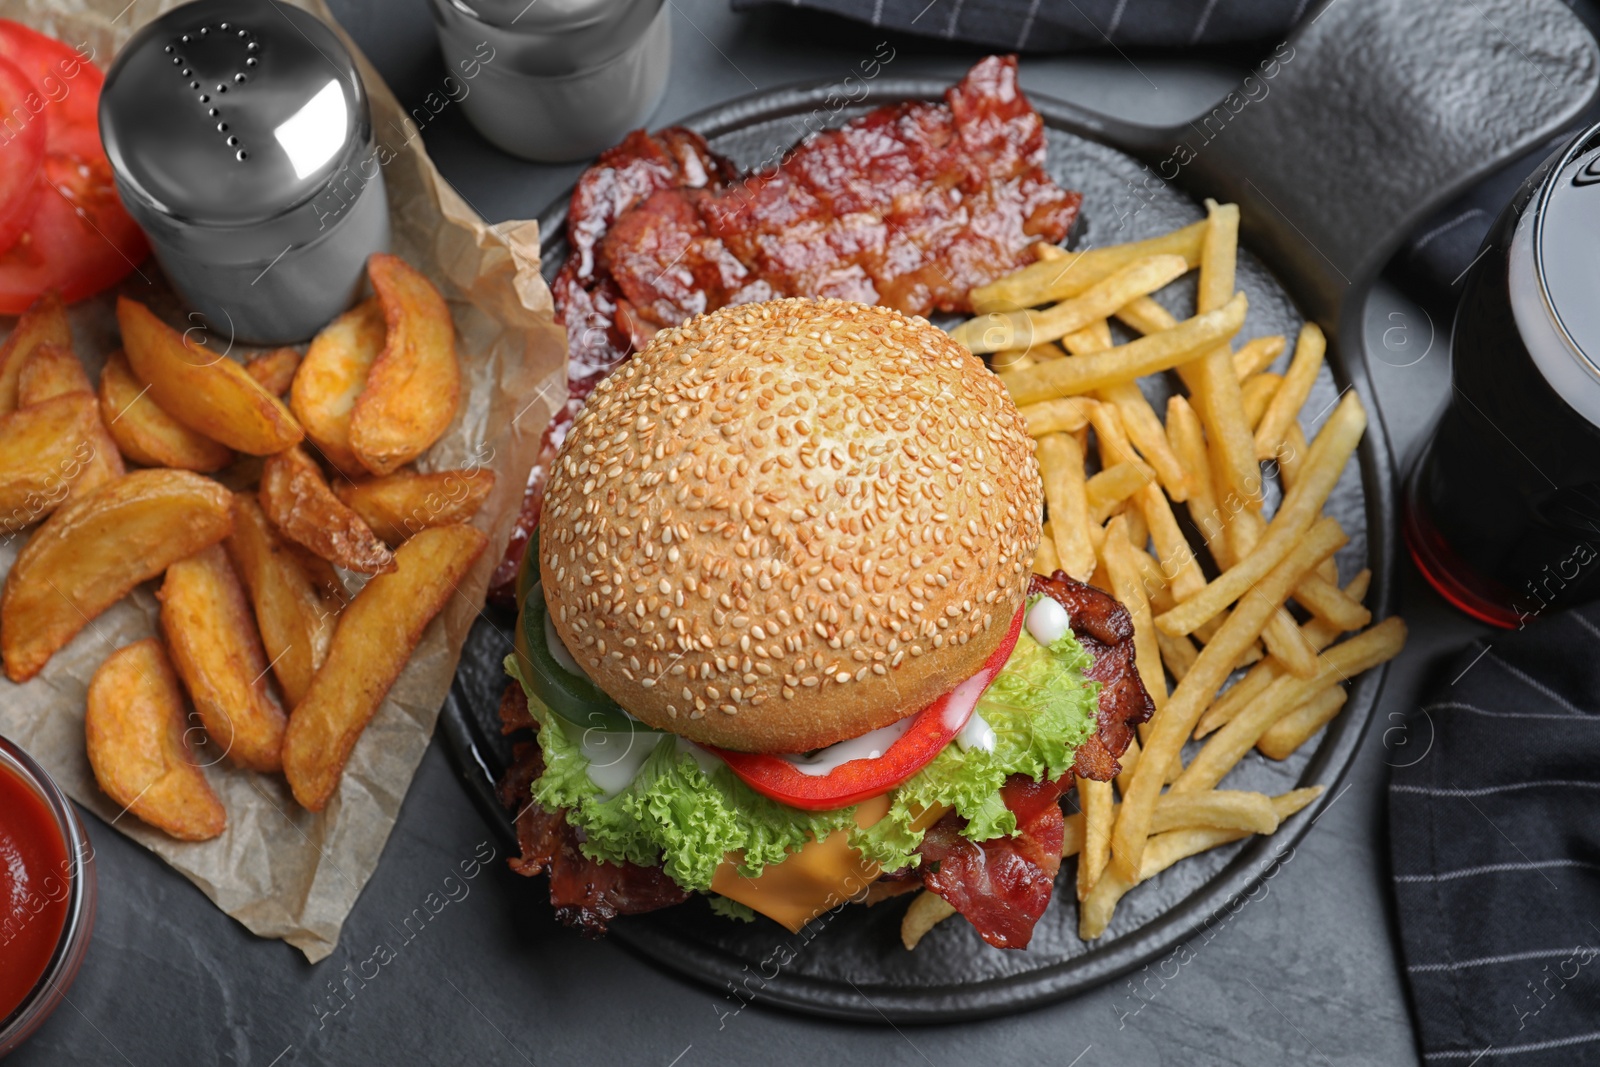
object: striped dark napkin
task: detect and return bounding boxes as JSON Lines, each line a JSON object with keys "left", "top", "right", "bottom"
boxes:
{"left": 1388, "top": 605, "right": 1600, "bottom": 1065}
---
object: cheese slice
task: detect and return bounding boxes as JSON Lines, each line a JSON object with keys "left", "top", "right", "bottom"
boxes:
{"left": 709, "top": 797, "right": 949, "bottom": 932}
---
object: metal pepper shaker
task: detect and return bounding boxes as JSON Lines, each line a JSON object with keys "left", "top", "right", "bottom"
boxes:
{"left": 428, "top": 0, "right": 671, "bottom": 163}
{"left": 99, "top": 0, "right": 389, "bottom": 345}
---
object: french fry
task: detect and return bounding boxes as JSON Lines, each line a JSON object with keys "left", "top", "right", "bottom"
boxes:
{"left": 1077, "top": 776, "right": 1114, "bottom": 899}
{"left": 1157, "top": 628, "right": 1198, "bottom": 681}
{"left": 1164, "top": 395, "right": 1230, "bottom": 569}
{"left": 1173, "top": 617, "right": 1407, "bottom": 793}
{"left": 17, "top": 344, "right": 126, "bottom": 501}
{"left": 1000, "top": 295, "right": 1247, "bottom": 404}
{"left": 1061, "top": 319, "right": 1114, "bottom": 355}
{"left": 245, "top": 347, "right": 303, "bottom": 396}
{"left": 1102, "top": 518, "right": 1166, "bottom": 712}
{"left": 1137, "top": 482, "right": 1204, "bottom": 601}
{"left": 98, "top": 350, "right": 234, "bottom": 472}
{"left": 1194, "top": 569, "right": 1371, "bottom": 738}
{"left": 1233, "top": 334, "right": 1287, "bottom": 380}
{"left": 118, "top": 296, "right": 303, "bottom": 455}
{"left": 1032, "top": 526, "right": 1060, "bottom": 576}
{"left": 1294, "top": 571, "right": 1371, "bottom": 630}
{"left": 1240, "top": 372, "right": 1282, "bottom": 431}
{"left": 954, "top": 255, "right": 1190, "bottom": 354}
{"left": 1149, "top": 790, "right": 1279, "bottom": 835}
{"left": 290, "top": 297, "right": 385, "bottom": 477}
{"left": 1102, "top": 382, "right": 1188, "bottom": 501}
{"left": 0, "top": 392, "right": 99, "bottom": 531}
{"left": 971, "top": 221, "right": 1206, "bottom": 314}
{"left": 283, "top": 523, "right": 488, "bottom": 811}
{"left": 0, "top": 291, "right": 70, "bottom": 414}
{"left": 1087, "top": 462, "right": 1150, "bottom": 524}
{"left": 1155, "top": 391, "right": 1366, "bottom": 637}
{"left": 1110, "top": 515, "right": 1346, "bottom": 879}
{"left": 1085, "top": 399, "right": 1149, "bottom": 475}
{"left": 1113, "top": 294, "right": 1178, "bottom": 336}
{"left": 259, "top": 445, "right": 396, "bottom": 575}
{"left": 1255, "top": 322, "right": 1326, "bottom": 460}
{"left": 334, "top": 468, "right": 496, "bottom": 546}
{"left": 1276, "top": 422, "right": 1310, "bottom": 489}
{"left": 85, "top": 639, "right": 226, "bottom": 842}
{"left": 1191, "top": 201, "right": 1261, "bottom": 513}
{"left": 1036, "top": 432, "right": 1095, "bottom": 580}
{"left": 2, "top": 469, "right": 234, "bottom": 682}
{"left": 159, "top": 545, "right": 288, "bottom": 772}
{"left": 1257, "top": 685, "right": 1348, "bottom": 760}
{"left": 1260, "top": 603, "right": 1321, "bottom": 679}
{"left": 348, "top": 254, "right": 462, "bottom": 476}
{"left": 1018, "top": 396, "right": 1093, "bottom": 436}
{"left": 226, "top": 494, "right": 339, "bottom": 709}
{"left": 900, "top": 890, "right": 958, "bottom": 950}
{"left": 1081, "top": 787, "right": 1323, "bottom": 939}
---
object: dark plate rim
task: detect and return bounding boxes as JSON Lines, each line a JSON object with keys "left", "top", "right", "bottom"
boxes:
{"left": 440, "top": 73, "right": 1398, "bottom": 1024}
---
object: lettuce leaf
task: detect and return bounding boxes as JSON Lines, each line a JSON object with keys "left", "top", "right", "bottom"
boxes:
{"left": 503, "top": 616, "right": 1099, "bottom": 894}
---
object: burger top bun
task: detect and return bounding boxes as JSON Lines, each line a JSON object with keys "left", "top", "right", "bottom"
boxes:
{"left": 539, "top": 298, "right": 1043, "bottom": 753}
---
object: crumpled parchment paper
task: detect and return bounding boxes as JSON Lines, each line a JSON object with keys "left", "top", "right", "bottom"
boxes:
{"left": 0, "top": 0, "right": 563, "bottom": 962}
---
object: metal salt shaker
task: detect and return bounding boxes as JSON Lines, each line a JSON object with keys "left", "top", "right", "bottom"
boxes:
{"left": 100, "top": 0, "right": 389, "bottom": 346}
{"left": 429, "top": 0, "right": 671, "bottom": 163}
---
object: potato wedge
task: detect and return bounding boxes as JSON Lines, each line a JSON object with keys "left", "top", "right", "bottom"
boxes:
{"left": 259, "top": 445, "right": 395, "bottom": 574}
{"left": 17, "top": 345, "right": 127, "bottom": 500}
{"left": 0, "top": 290, "right": 71, "bottom": 414}
{"left": 117, "top": 296, "right": 303, "bottom": 455}
{"left": 17, "top": 342, "right": 91, "bottom": 402}
{"left": 0, "top": 392, "right": 100, "bottom": 531}
{"left": 284, "top": 524, "right": 488, "bottom": 810}
{"left": 99, "top": 350, "right": 234, "bottom": 472}
{"left": 288, "top": 298, "right": 383, "bottom": 477}
{"left": 225, "top": 493, "right": 339, "bottom": 707}
{"left": 85, "top": 638, "right": 226, "bottom": 841}
{"left": 159, "top": 544, "right": 288, "bottom": 772}
{"left": 348, "top": 255, "right": 460, "bottom": 475}
{"left": 1, "top": 469, "right": 234, "bottom": 682}
{"left": 334, "top": 467, "right": 496, "bottom": 545}
{"left": 245, "top": 347, "right": 302, "bottom": 396}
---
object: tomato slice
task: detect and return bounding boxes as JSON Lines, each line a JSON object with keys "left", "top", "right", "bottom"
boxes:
{"left": 0, "top": 153, "right": 149, "bottom": 312}
{"left": 0, "top": 54, "right": 45, "bottom": 256}
{"left": 0, "top": 21, "right": 146, "bottom": 313}
{"left": 707, "top": 602, "right": 1027, "bottom": 811}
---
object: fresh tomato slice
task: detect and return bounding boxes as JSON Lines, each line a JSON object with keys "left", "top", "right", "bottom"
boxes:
{"left": 707, "top": 602, "right": 1027, "bottom": 811}
{"left": 0, "top": 153, "right": 149, "bottom": 312}
{"left": 0, "top": 54, "right": 45, "bottom": 256}
{"left": 0, "top": 20, "right": 103, "bottom": 158}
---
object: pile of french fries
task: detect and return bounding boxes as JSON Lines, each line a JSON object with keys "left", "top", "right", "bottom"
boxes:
{"left": 0, "top": 254, "right": 496, "bottom": 841}
{"left": 903, "top": 202, "right": 1407, "bottom": 949}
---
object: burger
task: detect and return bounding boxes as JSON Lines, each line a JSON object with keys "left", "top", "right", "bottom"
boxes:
{"left": 499, "top": 298, "right": 1152, "bottom": 949}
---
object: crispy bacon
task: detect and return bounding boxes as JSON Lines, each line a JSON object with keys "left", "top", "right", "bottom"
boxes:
{"left": 488, "top": 55, "right": 1081, "bottom": 602}
{"left": 498, "top": 688, "right": 688, "bottom": 935}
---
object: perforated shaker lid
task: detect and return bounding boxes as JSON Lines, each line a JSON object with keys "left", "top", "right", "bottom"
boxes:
{"left": 100, "top": 0, "right": 369, "bottom": 227}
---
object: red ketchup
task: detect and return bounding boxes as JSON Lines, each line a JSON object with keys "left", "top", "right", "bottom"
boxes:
{"left": 0, "top": 762, "right": 70, "bottom": 1022}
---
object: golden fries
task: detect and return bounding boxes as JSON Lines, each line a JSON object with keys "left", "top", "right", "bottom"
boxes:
{"left": 971, "top": 220, "right": 1206, "bottom": 313}
{"left": 1, "top": 469, "right": 233, "bottom": 682}
{"left": 17, "top": 344, "right": 126, "bottom": 501}
{"left": 1101, "top": 382, "right": 1187, "bottom": 500}
{"left": 1077, "top": 775, "right": 1114, "bottom": 900}
{"left": 1257, "top": 686, "right": 1348, "bottom": 760}
{"left": 290, "top": 297, "right": 384, "bottom": 477}
{"left": 901, "top": 890, "right": 958, "bottom": 949}
{"left": 118, "top": 297, "right": 304, "bottom": 455}
{"left": 1000, "top": 294, "right": 1247, "bottom": 404}
{"left": 85, "top": 638, "right": 226, "bottom": 841}
{"left": 225, "top": 494, "right": 339, "bottom": 709}
{"left": 259, "top": 445, "right": 396, "bottom": 575}
{"left": 1037, "top": 432, "right": 1095, "bottom": 579}
{"left": 333, "top": 467, "right": 496, "bottom": 546}
{"left": 1086, "top": 462, "right": 1150, "bottom": 524}
{"left": 0, "top": 393, "right": 99, "bottom": 531}
{"left": 1032, "top": 525, "right": 1059, "bottom": 576}
{"left": 1233, "top": 334, "right": 1286, "bottom": 380}
{"left": 1018, "top": 396, "right": 1093, "bottom": 436}
{"left": 159, "top": 545, "right": 288, "bottom": 773}
{"left": 348, "top": 254, "right": 461, "bottom": 476}
{"left": 1240, "top": 371, "right": 1282, "bottom": 430}
{"left": 99, "top": 350, "right": 234, "bottom": 472}
{"left": 1254, "top": 322, "right": 1326, "bottom": 460}
{"left": 283, "top": 523, "right": 488, "bottom": 811}
{"left": 0, "top": 291, "right": 70, "bottom": 414}
{"left": 1149, "top": 790, "right": 1279, "bottom": 834}
{"left": 245, "top": 347, "right": 303, "bottom": 396}
{"left": 953, "top": 255, "right": 1189, "bottom": 354}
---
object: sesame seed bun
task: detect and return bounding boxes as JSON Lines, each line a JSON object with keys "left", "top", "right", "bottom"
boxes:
{"left": 539, "top": 298, "right": 1042, "bottom": 753}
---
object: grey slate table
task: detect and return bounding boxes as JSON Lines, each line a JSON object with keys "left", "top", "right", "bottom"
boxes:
{"left": 11, "top": 2, "right": 1487, "bottom": 1063}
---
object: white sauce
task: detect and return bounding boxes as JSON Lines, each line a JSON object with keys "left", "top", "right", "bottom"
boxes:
{"left": 578, "top": 727, "right": 659, "bottom": 798}
{"left": 544, "top": 609, "right": 585, "bottom": 677}
{"left": 1026, "top": 596, "right": 1070, "bottom": 648}
{"left": 941, "top": 669, "right": 994, "bottom": 732}
{"left": 956, "top": 710, "right": 996, "bottom": 752}
{"left": 781, "top": 718, "right": 914, "bottom": 777}
{"left": 675, "top": 736, "right": 726, "bottom": 778}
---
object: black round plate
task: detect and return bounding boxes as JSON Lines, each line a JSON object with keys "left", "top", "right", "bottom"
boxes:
{"left": 439, "top": 76, "right": 1397, "bottom": 1023}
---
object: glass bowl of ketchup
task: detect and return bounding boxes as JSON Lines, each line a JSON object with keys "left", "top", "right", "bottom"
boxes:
{"left": 0, "top": 737, "right": 96, "bottom": 1056}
